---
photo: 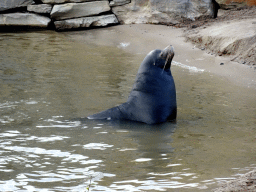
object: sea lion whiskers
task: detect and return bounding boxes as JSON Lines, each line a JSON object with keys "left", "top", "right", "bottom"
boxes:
{"left": 162, "top": 53, "right": 172, "bottom": 74}
{"left": 159, "top": 45, "right": 174, "bottom": 73}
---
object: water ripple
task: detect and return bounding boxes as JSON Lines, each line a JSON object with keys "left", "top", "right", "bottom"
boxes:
{"left": 173, "top": 61, "right": 205, "bottom": 72}
{"left": 83, "top": 143, "right": 113, "bottom": 150}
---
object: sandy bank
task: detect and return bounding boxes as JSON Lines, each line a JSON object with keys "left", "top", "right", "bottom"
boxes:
{"left": 183, "top": 7, "right": 256, "bottom": 67}
{"left": 185, "top": 18, "right": 256, "bottom": 68}
{"left": 65, "top": 23, "right": 256, "bottom": 89}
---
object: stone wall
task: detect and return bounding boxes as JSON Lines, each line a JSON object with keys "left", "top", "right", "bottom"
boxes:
{"left": 0, "top": 0, "right": 219, "bottom": 31}
{"left": 0, "top": 0, "right": 122, "bottom": 30}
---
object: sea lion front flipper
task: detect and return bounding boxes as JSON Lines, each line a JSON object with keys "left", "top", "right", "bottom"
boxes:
{"left": 87, "top": 106, "right": 124, "bottom": 120}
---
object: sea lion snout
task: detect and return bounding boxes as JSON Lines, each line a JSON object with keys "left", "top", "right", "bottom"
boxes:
{"left": 159, "top": 45, "right": 175, "bottom": 70}
{"left": 159, "top": 45, "right": 174, "bottom": 59}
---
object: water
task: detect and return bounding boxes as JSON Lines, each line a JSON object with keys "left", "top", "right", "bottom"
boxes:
{"left": 0, "top": 30, "right": 255, "bottom": 191}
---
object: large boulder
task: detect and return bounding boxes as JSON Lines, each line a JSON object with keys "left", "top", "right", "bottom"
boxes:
{"left": 0, "top": 13, "right": 51, "bottom": 27}
{"left": 0, "top": 0, "right": 34, "bottom": 12}
{"left": 51, "top": 1, "right": 111, "bottom": 20}
{"left": 112, "top": 0, "right": 216, "bottom": 25}
{"left": 41, "top": 0, "right": 105, "bottom": 4}
{"left": 54, "top": 14, "right": 118, "bottom": 30}
{"left": 27, "top": 4, "right": 53, "bottom": 14}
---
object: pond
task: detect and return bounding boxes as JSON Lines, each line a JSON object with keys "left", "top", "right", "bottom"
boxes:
{"left": 0, "top": 29, "right": 255, "bottom": 191}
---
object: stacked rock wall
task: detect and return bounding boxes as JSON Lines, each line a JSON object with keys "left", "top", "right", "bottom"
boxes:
{"left": 0, "top": 0, "right": 122, "bottom": 30}
{"left": 0, "top": 0, "right": 218, "bottom": 31}
{"left": 0, "top": 0, "right": 51, "bottom": 28}
{"left": 51, "top": 1, "right": 120, "bottom": 30}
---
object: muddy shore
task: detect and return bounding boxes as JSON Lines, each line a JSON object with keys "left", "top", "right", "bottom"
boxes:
{"left": 183, "top": 6, "right": 256, "bottom": 67}
{"left": 213, "top": 169, "right": 256, "bottom": 192}
{"left": 66, "top": 20, "right": 256, "bottom": 90}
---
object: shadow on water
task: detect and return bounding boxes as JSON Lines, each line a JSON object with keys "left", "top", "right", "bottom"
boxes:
{"left": 78, "top": 117, "right": 178, "bottom": 157}
{"left": 78, "top": 116, "right": 177, "bottom": 152}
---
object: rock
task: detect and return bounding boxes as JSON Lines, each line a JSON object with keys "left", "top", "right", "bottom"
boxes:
{"left": 50, "top": 1, "right": 111, "bottom": 20}
{"left": 110, "top": 0, "right": 131, "bottom": 7}
{"left": 54, "top": 14, "right": 118, "bottom": 30}
{"left": 216, "top": 0, "right": 256, "bottom": 9}
{"left": 27, "top": 4, "right": 53, "bottom": 14}
{"left": 0, "top": 13, "right": 51, "bottom": 27}
{"left": 0, "top": 0, "right": 34, "bottom": 12}
{"left": 41, "top": 0, "right": 104, "bottom": 4}
{"left": 112, "top": 0, "right": 215, "bottom": 25}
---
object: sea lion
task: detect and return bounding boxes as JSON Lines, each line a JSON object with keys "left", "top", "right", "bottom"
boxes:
{"left": 88, "top": 45, "right": 177, "bottom": 124}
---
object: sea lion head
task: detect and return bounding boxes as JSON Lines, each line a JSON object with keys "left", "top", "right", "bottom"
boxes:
{"left": 138, "top": 45, "right": 175, "bottom": 74}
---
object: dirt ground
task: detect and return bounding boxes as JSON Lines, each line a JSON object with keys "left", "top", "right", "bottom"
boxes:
{"left": 213, "top": 169, "right": 256, "bottom": 192}
{"left": 176, "top": 6, "right": 256, "bottom": 29}
{"left": 179, "top": 6, "right": 256, "bottom": 68}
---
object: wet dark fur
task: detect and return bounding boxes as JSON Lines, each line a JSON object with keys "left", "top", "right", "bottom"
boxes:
{"left": 88, "top": 46, "right": 177, "bottom": 124}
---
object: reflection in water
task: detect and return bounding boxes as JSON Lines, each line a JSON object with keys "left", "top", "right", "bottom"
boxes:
{"left": 0, "top": 31, "right": 255, "bottom": 191}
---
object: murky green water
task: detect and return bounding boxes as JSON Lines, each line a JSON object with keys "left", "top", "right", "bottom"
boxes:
{"left": 0, "top": 30, "right": 255, "bottom": 191}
